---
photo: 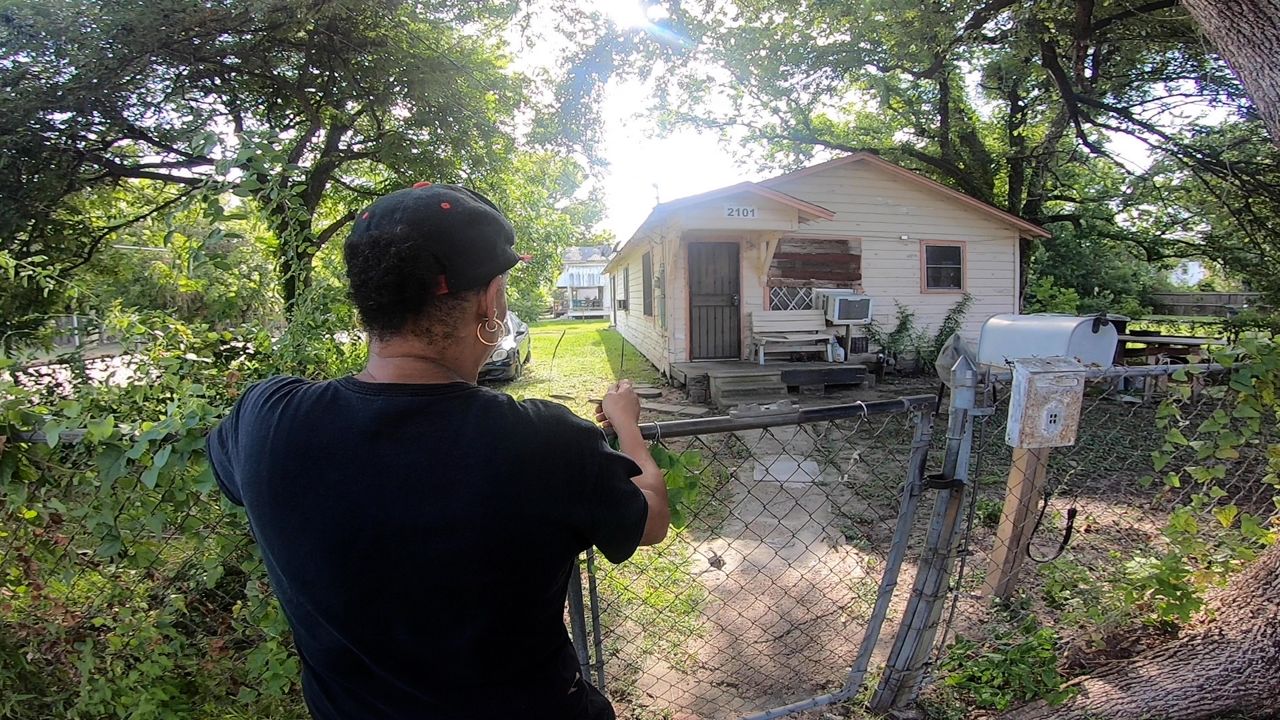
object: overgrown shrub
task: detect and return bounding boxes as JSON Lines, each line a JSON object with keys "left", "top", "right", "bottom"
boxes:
{"left": 1023, "top": 277, "right": 1081, "bottom": 314}
{"left": 868, "top": 294, "right": 972, "bottom": 373}
{"left": 1, "top": 303, "right": 361, "bottom": 718}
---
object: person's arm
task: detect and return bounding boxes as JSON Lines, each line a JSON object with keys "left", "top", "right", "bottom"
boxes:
{"left": 597, "top": 380, "right": 670, "bottom": 545}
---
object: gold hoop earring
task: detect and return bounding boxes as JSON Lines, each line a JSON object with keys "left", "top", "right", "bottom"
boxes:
{"left": 477, "top": 316, "right": 504, "bottom": 347}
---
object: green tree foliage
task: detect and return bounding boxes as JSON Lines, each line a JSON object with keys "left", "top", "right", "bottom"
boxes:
{"left": 1027, "top": 224, "right": 1159, "bottom": 317}
{"left": 1152, "top": 344, "right": 1280, "bottom": 570}
{"left": 478, "top": 153, "right": 611, "bottom": 321}
{"left": 70, "top": 197, "right": 280, "bottom": 329}
{"left": 0, "top": 309, "right": 361, "bottom": 718}
{"left": 568, "top": 0, "right": 1280, "bottom": 307}
{"left": 1023, "top": 277, "right": 1082, "bottom": 314}
{"left": 1124, "top": 121, "right": 1280, "bottom": 298}
{"left": 2, "top": 0, "right": 604, "bottom": 331}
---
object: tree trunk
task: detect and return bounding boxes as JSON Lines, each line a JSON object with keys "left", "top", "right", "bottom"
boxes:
{"left": 998, "top": 542, "right": 1280, "bottom": 720}
{"left": 1181, "top": 0, "right": 1280, "bottom": 143}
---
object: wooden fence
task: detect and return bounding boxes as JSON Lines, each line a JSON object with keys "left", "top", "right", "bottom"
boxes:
{"left": 1148, "top": 291, "right": 1265, "bottom": 317}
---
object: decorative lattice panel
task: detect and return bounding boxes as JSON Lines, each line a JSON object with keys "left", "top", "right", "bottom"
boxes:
{"left": 769, "top": 286, "right": 814, "bottom": 311}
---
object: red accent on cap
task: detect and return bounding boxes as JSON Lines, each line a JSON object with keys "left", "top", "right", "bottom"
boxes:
{"left": 412, "top": 181, "right": 433, "bottom": 189}
{"left": 440, "top": 202, "right": 452, "bottom": 210}
{"left": 361, "top": 212, "right": 370, "bottom": 220}
{"left": 434, "top": 275, "right": 450, "bottom": 295}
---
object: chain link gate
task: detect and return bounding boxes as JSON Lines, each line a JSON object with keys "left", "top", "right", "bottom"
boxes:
{"left": 565, "top": 389, "right": 978, "bottom": 720}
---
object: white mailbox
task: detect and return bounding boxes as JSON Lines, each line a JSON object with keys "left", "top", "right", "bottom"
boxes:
{"left": 1006, "top": 357, "right": 1086, "bottom": 448}
{"left": 978, "top": 314, "right": 1119, "bottom": 369}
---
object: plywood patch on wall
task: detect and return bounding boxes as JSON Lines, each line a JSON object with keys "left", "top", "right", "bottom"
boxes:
{"left": 768, "top": 237, "right": 862, "bottom": 288}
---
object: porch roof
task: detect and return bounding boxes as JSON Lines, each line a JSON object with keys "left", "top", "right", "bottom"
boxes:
{"left": 604, "top": 182, "right": 834, "bottom": 272}
{"left": 762, "top": 152, "right": 1050, "bottom": 239}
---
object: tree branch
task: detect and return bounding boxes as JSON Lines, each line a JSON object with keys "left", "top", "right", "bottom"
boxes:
{"left": 315, "top": 209, "right": 358, "bottom": 249}
{"left": 961, "top": 0, "right": 1020, "bottom": 33}
{"left": 62, "top": 187, "right": 200, "bottom": 272}
{"left": 1040, "top": 213, "right": 1084, "bottom": 229}
{"left": 302, "top": 122, "right": 352, "bottom": 213}
{"left": 331, "top": 176, "right": 381, "bottom": 197}
{"left": 895, "top": 146, "right": 994, "bottom": 202}
{"left": 1036, "top": 34, "right": 1109, "bottom": 156}
{"left": 87, "top": 157, "right": 206, "bottom": 186}
{"left": 1092, "top": 0, "right": 1180, "bottom": 34}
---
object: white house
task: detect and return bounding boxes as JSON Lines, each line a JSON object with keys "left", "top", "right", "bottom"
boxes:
{"left": 604, "top": 152, "right": 1049, "bottom": 375}
{"left": 554, "top": 246, "right": 612, "bottom": 319}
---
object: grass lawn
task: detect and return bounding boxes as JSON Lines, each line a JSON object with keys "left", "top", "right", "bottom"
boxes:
{"left": 502, "top": 319, "right": 663, "bottom": 418}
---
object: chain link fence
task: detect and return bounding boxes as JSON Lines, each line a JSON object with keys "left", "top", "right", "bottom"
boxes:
{"left": 6, "top": 361, "right": 1278, "bottom": 719}
{"left": 917, "top": 362, "right": 1280, "bottom": 712}
{"left": 4, "top": 389, "right": 949, "bottom": 719}
{"left": 0, "top": 425, "right": 289, "bottom": 717}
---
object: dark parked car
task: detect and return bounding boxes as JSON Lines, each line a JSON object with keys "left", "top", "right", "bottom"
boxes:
{"left": 480, "top": 311, "right": 532, "bottom": 382}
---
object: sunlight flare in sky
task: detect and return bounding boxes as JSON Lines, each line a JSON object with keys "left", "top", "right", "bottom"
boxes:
{"left": 598, "top": 0, "right": 669, "bottom": 28}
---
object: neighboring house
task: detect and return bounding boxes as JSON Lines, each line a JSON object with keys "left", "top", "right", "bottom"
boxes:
{"left": 555, "top": 246, "right": 613, "bottom": 319}
{"left": 603, "top": 152, "right": 1049, "bottom": 375}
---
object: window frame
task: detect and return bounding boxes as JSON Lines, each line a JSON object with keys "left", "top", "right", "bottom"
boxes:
{"left": 621, "top": 265, "right": 630, "bottom": 311}
{"left": 641, "top": 251, "right": 654, "bottom": 316}
{"left": 919, "top": 240, "right": 967, "bottom": 293}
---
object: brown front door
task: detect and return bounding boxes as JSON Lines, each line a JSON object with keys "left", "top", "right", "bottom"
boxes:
{"left": 688, "top": 242, "right": 741, "bottom": 360}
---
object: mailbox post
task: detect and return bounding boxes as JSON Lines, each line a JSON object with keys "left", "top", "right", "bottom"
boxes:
{"left": 985, "top": 357, "right": 1086, "bottom": 601}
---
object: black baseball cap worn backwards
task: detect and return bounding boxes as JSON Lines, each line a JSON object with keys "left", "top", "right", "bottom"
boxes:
{"left": 347, "top": 182, "right": 521, "bottom": 295}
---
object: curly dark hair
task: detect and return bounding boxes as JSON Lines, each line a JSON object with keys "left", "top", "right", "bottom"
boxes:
{"left": 343, "top": 229, "right": 480, "bottom": 342}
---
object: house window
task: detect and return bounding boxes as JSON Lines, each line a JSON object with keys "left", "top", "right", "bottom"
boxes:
{"left": 922, "top": 241, "right": 965, "bottom": 291}
{"left": 621, "top": 266, "right": 630, "bottom": 311}
{"left": 642, "top": 252, "right": 654, "bottom": 316}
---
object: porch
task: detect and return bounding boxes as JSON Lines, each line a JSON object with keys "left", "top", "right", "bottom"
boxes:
{"left": 671, "top": 360, "right": 871, "bottom": 408}
{"left": 554, "top": 287, "right": 609, "bottom": 319}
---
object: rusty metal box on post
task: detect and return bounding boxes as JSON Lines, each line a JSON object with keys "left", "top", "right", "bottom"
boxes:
{"left": 1006, "top": 357, "right": 1086, "bottom": 448}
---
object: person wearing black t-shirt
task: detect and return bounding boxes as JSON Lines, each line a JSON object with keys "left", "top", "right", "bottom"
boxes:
{"left": 207, "top": 183, "right": 669, "bottom": 720}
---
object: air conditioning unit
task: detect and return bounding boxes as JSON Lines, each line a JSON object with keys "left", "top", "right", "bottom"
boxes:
{"left": 815, "top": 289, "right": 873, "bottom": 325}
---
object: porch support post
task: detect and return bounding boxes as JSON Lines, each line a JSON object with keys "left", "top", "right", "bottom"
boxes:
{"left": 759, "top": 232, "right": 784, "bottom": 278}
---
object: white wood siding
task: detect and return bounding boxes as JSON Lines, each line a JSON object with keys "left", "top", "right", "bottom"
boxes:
{"left": 769, "top": 162, "right": 1019, "bottom": 340}
{"left": 610, "top": 230, "right": 671, "bottom": 373}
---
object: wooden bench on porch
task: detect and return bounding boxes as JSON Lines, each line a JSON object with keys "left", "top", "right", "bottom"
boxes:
{"left": 749, "top": 310, "right": 838, "bottom": 365}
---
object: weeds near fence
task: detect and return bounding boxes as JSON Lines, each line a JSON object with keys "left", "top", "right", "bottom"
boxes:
{"left": 938, "top": 615, "right": 1071, "bottom": 711}
{"left": 926, "top": 353, "right": 1280, "bottom": 715}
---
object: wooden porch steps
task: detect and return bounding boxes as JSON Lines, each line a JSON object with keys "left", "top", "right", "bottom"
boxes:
{"left": 708, "top": 371, "right": 789, "bottom": 408}
{"left": 673, "top": 360, "right": 872, "bottom": 409}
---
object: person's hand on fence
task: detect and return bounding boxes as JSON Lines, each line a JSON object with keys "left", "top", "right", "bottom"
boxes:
{"left": 597, "top": 380, "right": 641, "bottom": 430}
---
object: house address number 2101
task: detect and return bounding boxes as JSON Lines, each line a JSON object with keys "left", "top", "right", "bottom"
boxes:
{"left": 724, "top": 205, "right": 758, "bottom": 218}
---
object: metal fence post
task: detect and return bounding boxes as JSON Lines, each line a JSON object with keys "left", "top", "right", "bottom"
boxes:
{"left": 870, "top": 357, "right": 978, "bottom": 712}
{"left": 567, "top": 556, "right": 592, "bottom": 683}
{"left": 585, "top": 547, "right": 606, "bottom": 690}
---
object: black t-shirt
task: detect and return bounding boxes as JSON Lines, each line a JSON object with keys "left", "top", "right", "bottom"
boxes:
{"left": 207, "top": 376, "right": 648, "bottom": 720}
